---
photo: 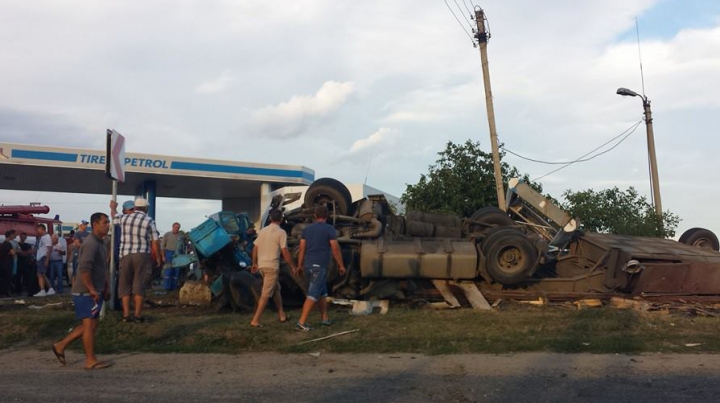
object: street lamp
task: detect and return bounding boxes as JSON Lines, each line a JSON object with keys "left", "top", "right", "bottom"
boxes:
{"left": 616, "top": 87, "right": 662, "bottom": 218}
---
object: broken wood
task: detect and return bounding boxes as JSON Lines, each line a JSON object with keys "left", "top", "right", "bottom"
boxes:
{"left": 431, "top": 280, "right": 461, "bottom": 308}
{"left": 451, "top": 281, "right": 492, "bottom": 310}
{"left": 574, "top": 299, "right": 603, "bottom": 309}
{"left": 609, "top": 297, "right": 651, "bottom": 312}
{"left": 517, "top": 297, "right": 547, "bottom": 306}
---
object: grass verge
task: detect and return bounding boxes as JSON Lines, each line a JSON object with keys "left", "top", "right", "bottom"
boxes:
{"left": 2, "top": 299, "right": 719, "bottom": 355}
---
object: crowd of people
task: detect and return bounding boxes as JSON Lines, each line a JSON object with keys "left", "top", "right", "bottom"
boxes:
{"left": 0, "top": 220, "right": 96, "bottom": 298}
{"left": 4, "top": 199, "right": 344, "bottom": 370}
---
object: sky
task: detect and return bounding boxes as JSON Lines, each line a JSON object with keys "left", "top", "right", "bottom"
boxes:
{"left": 1, "top": 0, "right": 719, "bottom": 236}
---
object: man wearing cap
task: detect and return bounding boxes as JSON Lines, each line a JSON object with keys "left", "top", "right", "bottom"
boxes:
{"left": 74, "top": 220, "right": 90, "bottom": 244}
{"left": 110, "top": 197, "right": 161, "bottom": 322}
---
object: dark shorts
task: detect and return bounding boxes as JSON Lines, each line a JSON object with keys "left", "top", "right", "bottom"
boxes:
{"left": 305, "top": 263, "right": 328, "bottom": 301}
{"left": 73, "top": 294, "right": 103, "bottom": 320}
{"left": 36, "top": 259, "right": 48, "bottom": 275}
{"left": 119, "top": 253, "right": 152, "bottom": 298}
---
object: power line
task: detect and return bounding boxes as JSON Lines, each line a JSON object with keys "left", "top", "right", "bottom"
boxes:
{"left": 461, "top": 0, "right": 474, "bottom": 17}
{"left": 503, "top": 120, "right": 642, "bottom": 181}
{"left": 452, "top": 0, "right": 473, "bottom": 26}
{"left": 443, "top": 0, "right": 475, "bottom": 45}
{"left": 502, "top": 120, "right": 643, "bottom": 165}
{"left": 529, "top": 120, "right": 643, "bottom": 182}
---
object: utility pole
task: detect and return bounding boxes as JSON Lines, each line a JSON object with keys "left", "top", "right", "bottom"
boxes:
{"left": 474, "top": 7, "right": 507, "bottom": 211}
{"left": 616, "top": 88, "right": 662, "bottom": 218}
{"left": 642, "top": 98, "right": 662, "bottom": 217}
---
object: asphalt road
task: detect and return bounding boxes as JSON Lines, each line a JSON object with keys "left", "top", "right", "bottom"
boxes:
{"left": 1, "top": 349, "right": 719, "bottom": 402}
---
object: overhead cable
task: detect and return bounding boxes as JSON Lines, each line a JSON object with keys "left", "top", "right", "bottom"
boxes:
{"left": 443, "top": 0, "right": 476, "bottom": 45}
{"left": 525, "top": 120, "right": 643, "bottom": 182}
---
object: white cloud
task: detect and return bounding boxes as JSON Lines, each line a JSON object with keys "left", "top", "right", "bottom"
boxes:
{"left": 349, "top": 127, "right": 397, "bottom": 154}
{"left": 250, "top": 81, "right": 355, "bottom": 138}
{"left": 1, "top": 0, "right": 720, "bottom": 235}
{"left": 194, "top": 71, "right": 235, "bottom": 94}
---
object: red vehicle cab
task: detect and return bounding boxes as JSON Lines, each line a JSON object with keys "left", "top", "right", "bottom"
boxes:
{"left": 0, "top": 204, "right": 62, "bottom": 237}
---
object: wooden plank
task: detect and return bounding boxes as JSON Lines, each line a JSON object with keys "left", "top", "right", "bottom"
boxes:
{"left": 574, "top": 299, "right": 603, "bottom": 309}
{"left": 452, "top": 281, "right": 492, "bottom": 310}
{"left": 431, "top": 280, "right": 461, "bottom": 308}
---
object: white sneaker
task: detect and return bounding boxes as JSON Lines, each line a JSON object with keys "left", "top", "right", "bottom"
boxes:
{"left": 46, "top": 288, "right": 56, "bottom": 296}
{"left": 33, "top": 290, "right": 47, "bottom": 297}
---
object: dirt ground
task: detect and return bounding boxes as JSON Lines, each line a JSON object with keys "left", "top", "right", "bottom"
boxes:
{"left": 1, "top": 349, "right": 719, "bottom": 403}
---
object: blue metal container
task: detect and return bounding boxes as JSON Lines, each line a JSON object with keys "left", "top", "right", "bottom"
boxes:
{"left": 189, "top": 218, "right": 231, "bottom": 257}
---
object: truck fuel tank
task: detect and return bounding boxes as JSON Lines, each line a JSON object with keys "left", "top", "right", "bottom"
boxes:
{"left": 360, "top": 238, "right": 477, "bottom": 280}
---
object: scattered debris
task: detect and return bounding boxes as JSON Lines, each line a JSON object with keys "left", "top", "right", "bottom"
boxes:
{"left": 14, "top": 299, "right": 25, "bottom": 305}
{"left": 329, "top": 297, "right": 389, "bottom": 315}
{"left": 28, "top": 302, "right": 64, "bottom": 310}
{"left": 350, "top": 300, "right": 389, "bottom": 316}
{"left": 431, "top": 280, "right": 461, "bottom": 308}
{"left": 179, "top": 281, "right": 211, "bottom": 306}
{"left": 308, "top": 352, "right": 321, "bottom": 357}
{"left": 297, "top": 329, "right": 360, "bottom": 346}
{"left": 685, "top": 343, "right": 702, "bottom": 347}
{"left": 451, "top": 281, "right": 492, "bottom": 310}
{"left": 326, "top": 298, "right": 353, "bottom": 306}
{"left": 426, "top": 301, "right": 460, "bottom": 310}
{"left": 574, "top": 299, "right": 603, "bottom": 309}
{"left": 518, "top": 297, "right": 547, "bottom": 306}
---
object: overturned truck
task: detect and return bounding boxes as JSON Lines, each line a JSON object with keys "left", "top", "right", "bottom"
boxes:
{"left": 208, "top": 177, "right": 720, "bottom": 310}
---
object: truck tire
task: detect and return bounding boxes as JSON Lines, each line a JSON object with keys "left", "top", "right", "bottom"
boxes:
{"left": 482, "top": 229, "right": 538, "bottom": 285}
{"left": 304, "top": 178, "right": 353, "bottom": 216}
{"left": 469, "top": 206, "right": 514, "bottom": 234}
{"left": 679, "top": 228, "right": 720, "bottom": 251}
{"left": 479, "top": 226, "right": 523, "bottom": 251}
{"left": 228, "top": 271, "right": 262, "bottom": 312}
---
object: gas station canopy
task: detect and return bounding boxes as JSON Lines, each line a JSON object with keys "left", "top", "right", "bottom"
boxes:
{"left": 0, "top": 143, "right": 314, "bottom": 200}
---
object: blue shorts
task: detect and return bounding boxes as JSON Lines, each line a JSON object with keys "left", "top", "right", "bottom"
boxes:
{"left": 36, "top": 260, "right": 48, "bottom": 275}
{"left": 305, "top": 264, "right": 327, "bottom": 301}
{"left": 73, "top": 294, "right": 103, "bottom": 320}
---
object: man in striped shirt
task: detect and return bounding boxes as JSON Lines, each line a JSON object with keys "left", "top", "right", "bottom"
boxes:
{"left": 110, "top": 197, "right": 162, "bottom": 322}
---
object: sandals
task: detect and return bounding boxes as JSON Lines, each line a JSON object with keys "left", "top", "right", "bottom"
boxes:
{"left": 52, "top": 345, "right": 66, "bottom": 365}
{"left": 85, "top": 362, "right": 112, "bottom": 370}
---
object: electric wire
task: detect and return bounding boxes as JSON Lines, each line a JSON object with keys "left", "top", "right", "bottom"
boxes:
{"left": 528, "top": 120, "right": 643, "bottom": 182}
{"left": 453, "top": 0, "right": 473, "bottom": 27}
{"left": 443, "top": 0, "right": 475, "bottom": 44}
{"left": 502, "top": 120, "right": 642, "bottom": 165}
{"left": 461, "top": 0, "right": 474, "bottom": 17}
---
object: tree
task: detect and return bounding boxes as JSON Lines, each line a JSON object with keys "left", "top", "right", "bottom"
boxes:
{"left": 401, "top": 139, "right": 540, "bottom": 217}
{"left": 401, "top": 139, "right": 681, "bottom": 239}
{"left": 562, "top": 187, "right": 679, "bottom": 238}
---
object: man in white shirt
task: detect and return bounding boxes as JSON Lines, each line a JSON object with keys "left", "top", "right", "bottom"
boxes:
{"left": 49, "top": 234, "right": 67, "bottom": 293}
{"left": 34, "top": 224, "right": 56, "bottom": 297}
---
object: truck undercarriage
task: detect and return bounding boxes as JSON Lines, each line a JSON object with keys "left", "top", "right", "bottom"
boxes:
{"left": 184, "top": 177, "right": 720, "bottom": 311}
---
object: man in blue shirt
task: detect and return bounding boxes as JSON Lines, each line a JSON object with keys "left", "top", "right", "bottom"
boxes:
{"left": 295, "top": 205, "right": 346, "bottom": 331}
